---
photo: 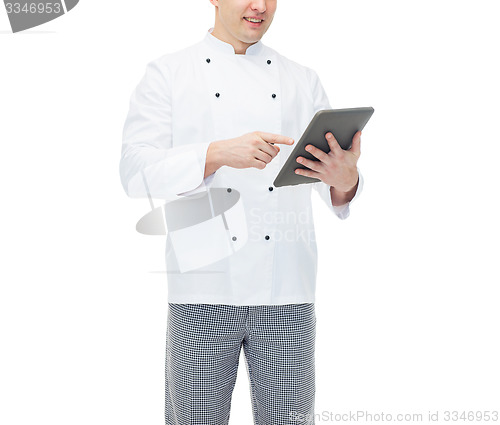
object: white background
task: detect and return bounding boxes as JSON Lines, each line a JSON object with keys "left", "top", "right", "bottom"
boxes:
{"left": 1, "top": 0, "right": 499, "bottom": 424}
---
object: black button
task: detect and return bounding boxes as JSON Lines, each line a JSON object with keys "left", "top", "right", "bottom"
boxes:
{"left": 272, "top": 94, "right": 276, "bottom": 98}
{"left": 265, "top": 235, "right": 270, "bottom": 240}
{"left": 215, "top": 93, "right": 220, "bottom": 98}
{"left": 268, "top": 187, "right": 273, "bottom": 191}
{"left": 267, "top": 60, "right": 271, "bottom": 65}
{"left": 227, "top": 188, "right": 232, "bottom": 193}
{"left": 232, "top": 236, "right": 237, "bottom": 241}
{"left": 206, "top": 58, "right": 211, "bottom": 63}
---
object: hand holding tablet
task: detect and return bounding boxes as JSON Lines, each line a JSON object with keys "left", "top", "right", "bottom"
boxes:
{"left": 273, "top": 107, "right": 374, "bottom": 187}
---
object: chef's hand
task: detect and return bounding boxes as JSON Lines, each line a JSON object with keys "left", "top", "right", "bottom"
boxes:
{"left": 294, "top": 131, "right": 361, "bottom": 193}
{"left": 205, "top": 131, "right": 294, "bottom": 176}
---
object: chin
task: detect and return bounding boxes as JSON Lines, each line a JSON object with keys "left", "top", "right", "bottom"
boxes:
{"left": 244, "top": 28, "right": 266, "bottom": 38}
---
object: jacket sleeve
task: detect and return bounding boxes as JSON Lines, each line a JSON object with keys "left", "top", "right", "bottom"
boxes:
{"left": 307, "top": 67, "right": 364, "bottom": 220}
{"left": 119, "top": 58, "right": 216, "bottom": 200}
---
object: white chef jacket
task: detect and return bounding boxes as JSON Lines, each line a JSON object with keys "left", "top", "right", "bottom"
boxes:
{"left": 120, "top": 27, "right": 364, "bottom": 305}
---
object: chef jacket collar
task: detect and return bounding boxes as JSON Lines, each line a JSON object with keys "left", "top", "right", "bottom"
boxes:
{"left": 205, "top": 27, "right": 265, "bottom": 56}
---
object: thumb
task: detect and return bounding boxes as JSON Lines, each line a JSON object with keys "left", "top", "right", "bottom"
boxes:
{"left": 351, "top": 131, "right": 361, "bottom": 155}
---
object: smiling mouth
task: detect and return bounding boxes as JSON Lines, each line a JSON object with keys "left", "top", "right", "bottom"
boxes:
{"left": 244, "top": 17, "right": 264, "bottom": 23}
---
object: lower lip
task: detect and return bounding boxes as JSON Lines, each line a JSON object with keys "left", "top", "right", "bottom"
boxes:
{"left": 244, "top": 18, "right": 263, "bottom": 27}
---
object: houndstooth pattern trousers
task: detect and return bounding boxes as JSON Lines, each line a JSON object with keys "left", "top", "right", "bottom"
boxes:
{"left": 165, "top": 303, "right": 316, "bottom": 425}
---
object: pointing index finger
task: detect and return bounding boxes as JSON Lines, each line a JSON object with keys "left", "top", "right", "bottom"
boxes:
{"left": 258, "top": 131, "right": 295, "bottom": 145}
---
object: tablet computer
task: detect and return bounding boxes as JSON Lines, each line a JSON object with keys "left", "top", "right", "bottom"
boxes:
{"left": 273, "top": 107, "right": 374, "bottom": 187}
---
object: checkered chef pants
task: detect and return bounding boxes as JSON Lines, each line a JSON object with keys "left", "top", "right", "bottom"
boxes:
{"left": 165, "top": 303, "right": 316, "bottom": 425}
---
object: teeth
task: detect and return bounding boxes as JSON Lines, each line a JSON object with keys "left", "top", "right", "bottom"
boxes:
{"left": 246, "top": 18, "right": 262, "bottom": 23}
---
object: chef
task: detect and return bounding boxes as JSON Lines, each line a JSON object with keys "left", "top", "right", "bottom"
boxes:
{"left": 120, "top": 1, "right": 363, "bottom": 424}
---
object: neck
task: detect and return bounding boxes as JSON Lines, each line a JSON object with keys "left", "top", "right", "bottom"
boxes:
{"left": 210, "top": 26, "right": 257, "bottom": 55}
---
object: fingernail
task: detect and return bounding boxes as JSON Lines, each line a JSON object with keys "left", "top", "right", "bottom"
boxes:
{"left": 289, "top": 139, "right": 294, "bottom": 144}
{"left": 327, "top": 133, "right": 333, "bottom": 139}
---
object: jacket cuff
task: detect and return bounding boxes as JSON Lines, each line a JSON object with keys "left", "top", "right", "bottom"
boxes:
{"left": 126, "top": 142, "right": 215, "bottom": 200}
{"left": 178, "top": 142, "right": 217, "bottom": 196}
